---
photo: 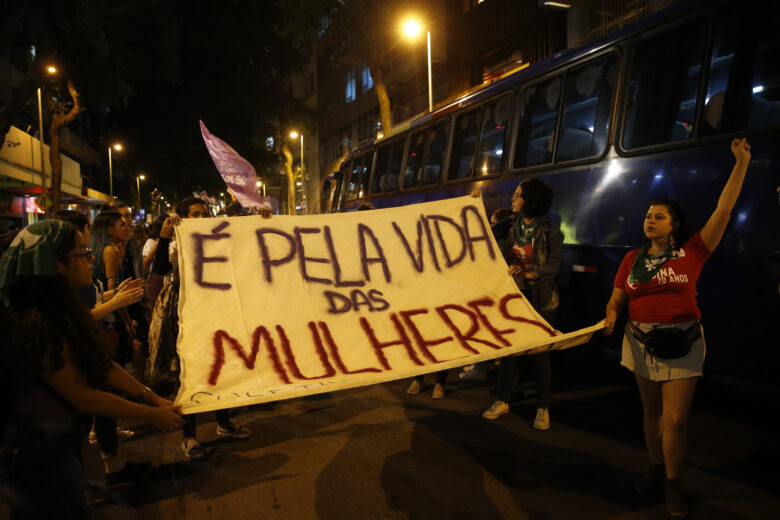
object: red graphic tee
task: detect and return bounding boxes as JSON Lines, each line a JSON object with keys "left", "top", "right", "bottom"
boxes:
{"left": 614, "top": 232, "right": 712, "bottom": 323}
{"left": 509, "top": 241, "right": 534, "bottom": 268}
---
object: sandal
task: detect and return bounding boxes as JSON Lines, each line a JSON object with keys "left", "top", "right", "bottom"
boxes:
{"left": 182, "top": 438, "right": 205, "bottom": 460}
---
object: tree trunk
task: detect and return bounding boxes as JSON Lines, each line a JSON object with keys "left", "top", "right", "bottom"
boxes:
{"left": 372, "top": 65, "right": 392, "bottom": 136}
{"left": 281, "top": 143, "right": 296, "bottom": 215}
{"left": 47, "top": 79, "right": 81, "bottom": 211}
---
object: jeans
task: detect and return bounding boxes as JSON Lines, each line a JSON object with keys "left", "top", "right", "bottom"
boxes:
{"left": 496, "top": 306, "right": 556, "bottom": 408}
{"left": 183, "top": 410, "right": 232, "bottom": 439}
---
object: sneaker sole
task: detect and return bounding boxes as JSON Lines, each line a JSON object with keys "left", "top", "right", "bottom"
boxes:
{"left": 482, "top": 409, "right": 509, "bottom": 420}
{"left": 216, "top": 431, "right": 251, "bottom": 440}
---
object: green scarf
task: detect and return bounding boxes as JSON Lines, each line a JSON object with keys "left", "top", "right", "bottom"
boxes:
{"left": 629, "top": 243, "right": 671, "bottom": 285}
{"left": 0, "top": 220, "right": 72, "bottom": 306}
{"left": 513, "top": 216, "right": 541, "bottom": 247}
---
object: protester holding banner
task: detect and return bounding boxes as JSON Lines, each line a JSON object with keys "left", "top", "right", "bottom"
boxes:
{"left": 482, "top": 179, "right": 561, "bottom": 430}
{"left": 603, "top": 138, "right": 751, "bottom": 518}
{"left": 0, "top": 220, "right": 183, "bottom": 517}
{"left": 150, "top": 196, "right": 252, "bottom": 460}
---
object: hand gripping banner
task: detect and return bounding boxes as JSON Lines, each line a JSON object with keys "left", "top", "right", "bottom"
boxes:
{"left": 174, "top": 197, "right": 602, "bottom": 413}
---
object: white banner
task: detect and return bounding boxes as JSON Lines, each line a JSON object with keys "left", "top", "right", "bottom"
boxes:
{"left": 174, "top": 197, "right": 601, "bottom": 413}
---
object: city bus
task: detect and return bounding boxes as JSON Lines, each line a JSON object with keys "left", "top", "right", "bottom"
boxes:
{"left": 323, "top": 0, "right": 780, "bottom": 386}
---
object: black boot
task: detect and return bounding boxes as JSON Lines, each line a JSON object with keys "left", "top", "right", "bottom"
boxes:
{"left": 633, "top": 462, "right": 665, "bottom": 495}
{"left": 664, "top": 478, "right": 690, "bottom": 518}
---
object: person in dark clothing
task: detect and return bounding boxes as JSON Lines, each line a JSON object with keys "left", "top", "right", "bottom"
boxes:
{"left": 0, "top": 220, "right": 183, "bottom": 517}
{"left": 150, "top": 197, "right": 252, "bottom": 460}
{"left": 481, "top": 178, "right": 562, "bottom": 431}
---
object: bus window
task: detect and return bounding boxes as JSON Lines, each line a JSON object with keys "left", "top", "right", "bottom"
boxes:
{"left": 623, "top": 21, "right": 706, "bottom": 149}
{"left": 346, "top": 152, "right": 373, "bottom": 199}
{"left": 447, "top": 108, "right": 480, "bottom": 180}
{"left": 475, "top": 94, "right": 513, "bottom": 176}
{"left": 372, "top": 140, "right": 403, "bottom": 193}
{"left": 403, "top": 129, "right": 426, "bottom": 189}
{"left": 557, "top": 54, "right": 618, "bottom": 162}
{"left": 703, "top": 2, "right": 780, "bottom": 134}
{"left": 334, "top": 161, "right": 351, "bottom": 212}
{"left": 423, "top": 121, "right": 449, "bottom": 186}
{"left": 513, "top": 76, "right": 562, "bottom": 168}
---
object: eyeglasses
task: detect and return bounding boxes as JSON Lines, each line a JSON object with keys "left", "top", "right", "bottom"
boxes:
{"left": 62, "top": 248, "right": 94, "bottom": 260}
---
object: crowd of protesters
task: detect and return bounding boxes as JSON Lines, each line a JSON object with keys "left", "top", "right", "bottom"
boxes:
{"left": 0, "top": 139, "right": 751, "bottom": 518}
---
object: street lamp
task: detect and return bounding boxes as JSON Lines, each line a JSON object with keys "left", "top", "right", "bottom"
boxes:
{"left": 136, "top": 174, "right": 146, "bottom": 213}
{"left": 37, "top": 65, "right": 58, "bottom": 194}
{"left": 402, "top": 19, "right": 433, "bottom": 112}
{"left": 107, "top": 143, "right": 122, "bottom": 198}
{"left": 289, "top": 131, "right": 304, "bottom": 174}
{"left": 256, "top": 180, "right": 266, "bottom": 197}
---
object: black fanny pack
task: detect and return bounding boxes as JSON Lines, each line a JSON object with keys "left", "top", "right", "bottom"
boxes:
{"left": 628, "top": 321, "right": 701, "bottom": 360}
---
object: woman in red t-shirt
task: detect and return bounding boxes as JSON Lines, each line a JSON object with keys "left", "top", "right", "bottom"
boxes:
{"left": 603, "top": 138, "right": 751, "bottom": 517}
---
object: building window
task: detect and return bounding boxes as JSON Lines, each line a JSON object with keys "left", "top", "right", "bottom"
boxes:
{"left": 361, "top": 65, "right": 373, "bottom": 92}
{"left": 345, "top": 70, "right": 356, "bottom": 103}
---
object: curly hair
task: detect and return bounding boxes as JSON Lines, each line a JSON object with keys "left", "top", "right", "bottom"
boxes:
{"left": 0, "top": 224, "right": 113, "bottom": 398}
{"left": 174, "top": 197, "right": 210, "bottom": 218}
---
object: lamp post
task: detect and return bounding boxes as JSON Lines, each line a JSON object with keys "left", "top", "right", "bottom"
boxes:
{"left": 107, "top": 143, "right": 122, "bottom": 198}
{"left": 256, "top": 180, "right": 266, "bottom": 198}
{"left": 136, "top": 174, "right": 145, "bottom": 213}
{"left": 289, "top": 131, "right": 304, "bottom": 174}
{"left": 402, "top": 20, "right": 433, "bottom": 112}
{"left": 37, "top": 65, "right": 58, "bottom": 194}
{"left": 289, "top": 131, "right": 305, "bottom": 214}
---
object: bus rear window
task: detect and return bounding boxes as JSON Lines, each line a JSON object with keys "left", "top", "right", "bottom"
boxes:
{"left": 623, "top": 21, "right": 706, "bottom": 149}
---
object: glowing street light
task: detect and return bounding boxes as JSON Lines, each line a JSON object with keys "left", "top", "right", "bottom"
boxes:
{"left": 136, "top": 174, "right": 146, "bottom": 213}
{"left": 402, "top": 18, "right": 433, "bottom": 112}
{"left": 108, "top": 143, "right": 122, "bottom": 197}
{"left": 403, "top": 20, "right": 421, "bottom": 38}
{"left": 37, "top": 65, "right": 58, "bottom": 194}
{"left": 289, "top": 131, "right": 304, "bottom": 175}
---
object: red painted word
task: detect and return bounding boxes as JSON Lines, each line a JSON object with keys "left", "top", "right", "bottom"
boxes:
{"left": 207, "top": 293, "right": 554, "bottom": 386}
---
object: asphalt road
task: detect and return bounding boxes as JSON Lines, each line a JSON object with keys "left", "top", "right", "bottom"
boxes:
{"left": 7, "top": 351, "right": 779, "bottom": 519}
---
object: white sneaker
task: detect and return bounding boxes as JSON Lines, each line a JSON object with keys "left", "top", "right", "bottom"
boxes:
{"left": 216, "top": 421, "right": 252, "bottom": 440}
{"left": 482, "top": 401, "right": 509, "bottom": 419}
{"left": 405, "top": 380, "right": 421, "bottom": 395}
{"left": 432, "top": 383, "right": 445, "bottom": 399}
{"left": 533, "top": 408, "right": 550, "bottom": 431}
{"left": 182, "top": 438, "right": 205, "bottom": 460}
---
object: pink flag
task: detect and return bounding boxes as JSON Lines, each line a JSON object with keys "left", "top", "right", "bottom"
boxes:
{"left": 199, "top": 121, "right": 267, "bottom": 209}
